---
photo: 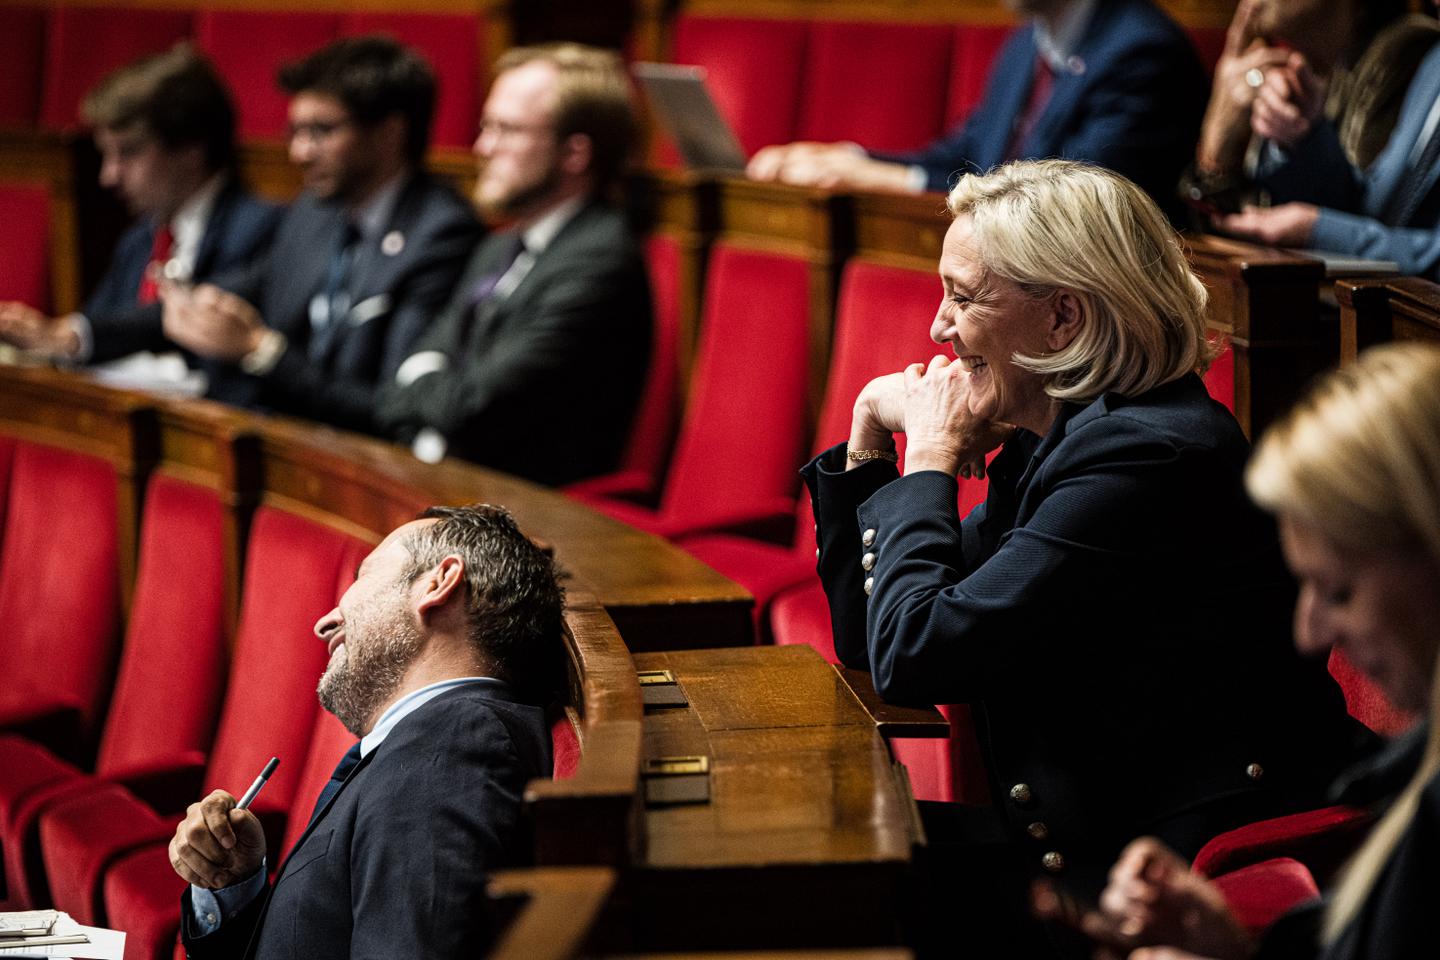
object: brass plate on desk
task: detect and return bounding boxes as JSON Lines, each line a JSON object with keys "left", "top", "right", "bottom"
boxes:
{"left": 642, "top": 755, "right": 710, "bottom": 806}
{"left": 638, "top": 669, "right": 689, "bottom": 708}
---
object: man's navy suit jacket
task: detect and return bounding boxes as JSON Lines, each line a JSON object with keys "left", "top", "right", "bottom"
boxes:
{"left": 180, "top": 683, "right": 551, "bottom": 960}
{"left": 805, "top": 374, "right": 1371, "bottom": 896}
{"left": 84, "top": 180, "right": 281, "bottom": 364}
{"left": 206, "top": 171, "right": 482, "bottom": 433}
{"left": 376, "top": 200, "right": 651, "bottom": 486}
{"left": 875, "top": 0, "right": 1206, "bottom": 212}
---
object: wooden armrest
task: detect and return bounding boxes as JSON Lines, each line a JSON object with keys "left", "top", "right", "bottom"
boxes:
{"left": 832, "top": 665, "right": 948, "bottom": 738}
{"left": 487, "top": 866, "right": 617, "bottom": 960}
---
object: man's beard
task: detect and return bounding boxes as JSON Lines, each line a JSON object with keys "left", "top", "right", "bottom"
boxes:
{"left": 474, "top": 162, "right": 562, "bottom": 222}
{"left": 317, "top": 591, "right": 424, "bottom": 737}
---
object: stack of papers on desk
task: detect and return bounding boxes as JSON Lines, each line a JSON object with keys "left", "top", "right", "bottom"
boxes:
{"left": 0, "top": 911, "right": 124, "bottom": 959}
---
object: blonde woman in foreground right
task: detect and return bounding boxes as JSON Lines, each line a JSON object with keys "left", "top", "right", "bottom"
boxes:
{"left": 1040, "top": 341, "right": 1440, "bottom": 959}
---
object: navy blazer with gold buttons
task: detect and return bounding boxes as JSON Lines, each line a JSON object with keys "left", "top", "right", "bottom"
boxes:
{"left": 803, "top": 373, "right": 1373, "bottom": 896}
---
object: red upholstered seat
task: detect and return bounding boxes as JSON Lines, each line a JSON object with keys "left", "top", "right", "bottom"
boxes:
{"left": 565, "top": 233, "right": 683, "bottom": 506}
{"left": 0, "top": 442, "right": 120, "bottom": 758}
{"left": 582, "top": 242, "right": 812, "bottom": 542}
{"left": 39, "top": 7, "right": 194, "bottom": 130}
{"left": 1210, "top": 857, "right": 1321, "bottom": 934}
{"left": 0, "top": 6, "right": 45, "bottom": 128}
{"left": 1329, "top": 647, "right": 1416, "bottom": 736}
{"left": 196, "top": 11, "right": 341, "bottom": 141}
{"left": 0, "top": 182, "right": 51, "bottom": 310}
{"left": 670, "top": 15, "right": 809, "bottom": 155}
{"left": 796, "top": 21, "right": 953, "bottom": 153}
{"left": 1193, "top": 805, "right": 1372, "bottom": 887}
{"left": 38, "top": 507, "right": 363, "bottom": 925}
{"left": 770, "top": 582, "right": 836, "bottom": 661}
{"left": 0, "top": 435, "right": 14, "bottom": 546}
{"left": 1, "top": 474, "right": 227, "bottom": 908}
{"left": 945, "top": 24, "right": 1014, "bottom": 130}
{"left": 341, "top": 12, "right": 482, "bottom": 149}
{"left": 275, "top": 705, "right": 356, "bottom": 864}
{"left": 1203, "top": 339, "right": 1235, "bottom": 413}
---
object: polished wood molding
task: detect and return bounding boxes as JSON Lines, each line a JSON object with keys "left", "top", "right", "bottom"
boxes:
{"left": 834, "top": 665, "right": 948, "bottom": 740}
{"left": 1336, "top": 276, "right": 1440, "bottom": 366}
{"left": 487, "top": 866, "right": 619, "bottom": 960}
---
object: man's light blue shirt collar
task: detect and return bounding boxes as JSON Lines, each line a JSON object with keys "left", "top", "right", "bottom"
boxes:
{"left": 1034, "top": 0, "right": 1098, "bottom": 73}
{"left": 359, "top": 675, "right": 507, "bottom": 757}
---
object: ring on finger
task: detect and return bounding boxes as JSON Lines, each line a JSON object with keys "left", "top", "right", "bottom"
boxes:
{"left": 1244, "top": 67, "right": 1264, "bottom": 89}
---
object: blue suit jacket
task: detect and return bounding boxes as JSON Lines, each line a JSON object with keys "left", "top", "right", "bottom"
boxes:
{"left": 180, "top": 683, "right": 551, "bottom": 960}
{"left": 1259, "top": 41, "right": 1440, "bottom": 276}
{"left": 874, "top": 0, "right": 1205, "bottom": 212}
{"left": 206, "top": 172, "right": 482, "bottom": 434}
{"left": 84, "top": 181, "right": 281, "bottom": 364}
{"left": 804, "top": 374, "right": 1371, "bottom": 896}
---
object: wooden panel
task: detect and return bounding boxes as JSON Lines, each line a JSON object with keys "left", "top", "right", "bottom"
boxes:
{"left": 1183, "top": 233, "right": 1330, "bottom": 439}
{"left": 488, "top": 867, "right": 619, "bottom": 960}
{"left": 1337, "top": 276, "right": 1440, "bottom": 367}
{"left": 834, "top": 665, "right": 949, "bottom": 739}
{"left": 630, "top": 645, "right": 915, "bottom": 950}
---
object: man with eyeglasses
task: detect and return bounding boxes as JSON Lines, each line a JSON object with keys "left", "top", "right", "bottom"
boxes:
{"left": 376, "top": 44, "right": 651, "bottom": 486}
{"left": 0, "top": 45, "right": 279, "bottom": 382}
{"left": 161, "top": 36, "right": 481, "bottom": 434}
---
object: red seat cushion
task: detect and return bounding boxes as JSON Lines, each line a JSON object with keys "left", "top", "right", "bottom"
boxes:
{"left": 0, "top": 734, "right": 88, "bottom": 907}
{"left": 1203, "top": 339, "right": 1235, "bottom": 413}
{"left": 797, "top": 21, "right": 953, "bottom": 153}
{"left": 276, "top": 708, "right": 356, "bottom": 863}
{"left": 676, "top": 533, "right": 816, "bottom": 637}
{"left": 945, "top": 23, "right": 1015, "bottom": 130}
{"left": 770, "top": 582, "right": 836, "bottom": 662}
{"left": 0, "top": 7, "right": 45, "bottom": 128}
{"left": 39, "top": 783, "right": 172, "bottom": 923}
{"left": 340, "top": 12, "right": 482, "bottom": 149}
{"left": 0, "top": 442, "right": 121, "bottom": 757}
{"left": 670, "top": 15, "right": 809, "bottom": 154}
{"left": 1211, "top": 857, "right": 1321, "bottom": 934}
{"left": 1192, "top": 805, "right": 1373, "bottom": 879}
{"left": 196, "top": 11, "right": 341, "bottom": 141}
{"left": 102, "top": 845, "right": 187, "bottom": 960}
{"left": 0, "top": 182, "right": 51, "bottom": 309}
{"left": 39, "top": 7, "right": 195, "bottom": 130}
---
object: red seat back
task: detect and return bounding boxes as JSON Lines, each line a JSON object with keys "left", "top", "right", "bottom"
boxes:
{"left": 670, "top": 15, "right": 808, "bottom": 154}
{"left": 1203, "top": 339, "right": 1236, "bottom": 414}
{"left": 1187, "top": 26, "right": 1228, "bottom": 76}
{"left": 0, "top": 182, "right": 52, "bottom": 310}
{"left": 201, "top": 508, "right": 366, "bottom": 844}
{"left": 657, "top": 242, "right": 812, "bottom": 530}
{"left": 278, "top": 708, "right": 356, "bottom": 862}
{"left": 796, "top": 21, "right": 952, "bottom": 153}
{"left": 39, "top": 7, "right": 194, "bottom": 131}
{"left": 0, "top": 6, "right": 45, "bottom": 128}
{"left": 93, "top": 474, "right": 229, "bottom": 779}
{"left": 945, "top": 23, "right": 1014, "bottom": 130}
{"left": 615, "top": 234, "right": 684, "bottom": 487}
{"left": 340, "top": 12, "right": 482, "bottom": 149}
{"left": 1329, "top": 648, "right": 1417, "bottom": 737}
{"left": 196, "top": 11, "right": 341, "bottom": 141}
{"left": 0, "top": 442, "right": 121, "bottom": 748}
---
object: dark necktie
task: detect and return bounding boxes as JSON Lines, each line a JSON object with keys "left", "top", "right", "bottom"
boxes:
{"left": 1382, "top": 121, "right": 1440, "bottom": 227}
{"left": 1006, "top": 55, "right": 1055, "bottom": 160}
{"left": 310, "top": 222, "right": 363, "bottom": 365}
{"left": 137, "top": 225, "right": 174, "bottom": 305}
{"left": 463, "top": 232, "right": 527, "bottom": 345}
{"left": 307, "top": 742, "right": 362, "bottom": 827}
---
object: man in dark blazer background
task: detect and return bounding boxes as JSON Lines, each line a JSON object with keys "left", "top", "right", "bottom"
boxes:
{"left": 746, "top": 0, "right": 1207, "bottom": 215}
{"left": 0, "top": 45, "right": 279, "bottom": 375}
{"left": 376, "top": 43, "right": 651, "bottom": 486}
{"left": 169, "top": 504, "right": 559, "bottom": 959}
{"left": 160, "top": 36, "right": 481, "bottom": 433}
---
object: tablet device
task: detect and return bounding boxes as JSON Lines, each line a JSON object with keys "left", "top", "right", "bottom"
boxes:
{"left": 633, "top": 62, "right": 748, "bottom": 173}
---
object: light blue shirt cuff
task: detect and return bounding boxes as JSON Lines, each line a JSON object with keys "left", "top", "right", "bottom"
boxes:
{"left": 189, "top": 858, "right": 267, "bottom": 936}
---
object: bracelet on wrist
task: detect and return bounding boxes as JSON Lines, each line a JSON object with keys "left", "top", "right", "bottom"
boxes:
{"left": 846, "top": 446, "right": 898, "bottom": 464}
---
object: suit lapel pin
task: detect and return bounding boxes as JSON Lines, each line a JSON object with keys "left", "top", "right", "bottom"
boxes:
{"left": 381, "top": 230, "right": 405, "bottom": 256}
{"left": 1065, "top": 55, "right": 1086, "bottom": 76}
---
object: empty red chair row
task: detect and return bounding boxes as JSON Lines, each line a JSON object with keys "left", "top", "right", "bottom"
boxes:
{"left": 0, "top": 5, "right": 485, "bottom": 148}
{"left": 0, "top": 181, "right": 51, "bottom": 312}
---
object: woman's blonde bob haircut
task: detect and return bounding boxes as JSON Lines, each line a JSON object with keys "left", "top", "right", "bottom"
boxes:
{"left": 946, "top": 159, "right": 1216, "bottom": 403}
{"left": 1246, "top": 342, "right": 1440, "bottom": 945}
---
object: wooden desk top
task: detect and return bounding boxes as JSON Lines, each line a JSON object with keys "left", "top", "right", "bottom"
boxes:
{"left": 633, "top": 646, "right": 912, "bottom": 869}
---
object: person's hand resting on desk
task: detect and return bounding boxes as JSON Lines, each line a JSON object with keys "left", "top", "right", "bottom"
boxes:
{"left": 1032, "top": 836, "right": 1255, "bottom": 960}
{"left": 848, "top": 357, "right": 1013, "bottom": 480}
{"left": 161, "top": 282, "right": 269, "bottom": 362}
{"left": 169, "top": 789, "right": 267, "bottom": 890}
{"left": 0, "top": 301, "right": 83, "bottom": 358}
{"left": 747, "top": 141, "right": 919, "bottom": 193}
{"left": 1213, "top": 202, "right": 1320, "bottom": 247}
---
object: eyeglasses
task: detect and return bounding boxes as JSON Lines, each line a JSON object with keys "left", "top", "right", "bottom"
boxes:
{"left": 287, "top": 118, "right": 352, "bottom": 144}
